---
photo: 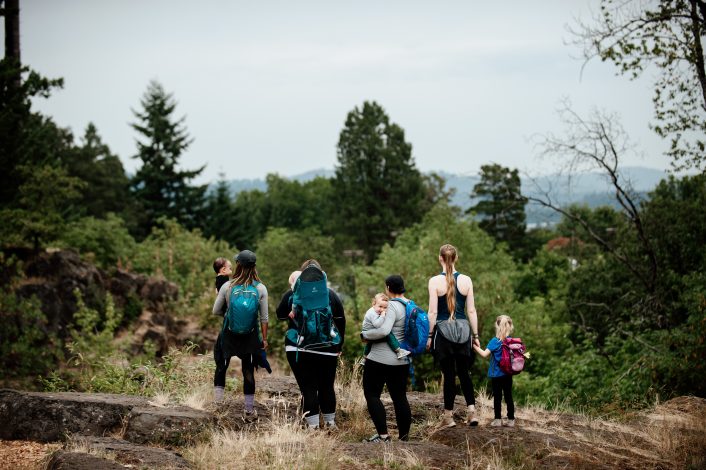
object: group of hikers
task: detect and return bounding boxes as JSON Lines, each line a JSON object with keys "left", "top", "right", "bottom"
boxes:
{"left": 211, "top": 244, "right": 522, "bottom": 442}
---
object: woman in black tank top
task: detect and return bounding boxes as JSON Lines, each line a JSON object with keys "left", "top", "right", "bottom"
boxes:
{"left": 427, "top": 244, "right": 480, "bottom": 428}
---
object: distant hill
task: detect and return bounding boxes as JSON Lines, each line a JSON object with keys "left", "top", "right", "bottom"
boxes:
{"left": 215, "top": 166, "right": 668, "bottom": 226}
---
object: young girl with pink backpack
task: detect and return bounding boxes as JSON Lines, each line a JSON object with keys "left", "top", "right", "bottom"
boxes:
{"left": 474, "top": 315, "right": 526, "bottom": 427}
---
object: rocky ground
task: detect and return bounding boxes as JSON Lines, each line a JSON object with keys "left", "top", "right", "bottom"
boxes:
{"left": 2, "top": 375, "right": 705, "bottom": 469}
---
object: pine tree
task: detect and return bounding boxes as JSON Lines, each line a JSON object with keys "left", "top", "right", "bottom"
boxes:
{"left": 130, "top": 81, "right": 206, "bottom": 236}
{"left": 203, "top": 174, "right": 236, "bottom": 243}
{"left": 63, "top": 123, "right": 132, "bottom": 218}
{"left": 334, "top": 101, "right": 425, "bottom": 260}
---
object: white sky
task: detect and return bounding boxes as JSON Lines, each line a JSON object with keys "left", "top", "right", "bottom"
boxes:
{"left": 9, "top": 0, "right": 667, "bottom": 183}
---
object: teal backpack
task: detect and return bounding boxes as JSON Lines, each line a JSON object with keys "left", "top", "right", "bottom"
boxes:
{"left": 223, "top": 281, "right": 260, "bottom": 335}
{"left": 286, "top": 265, "right": 341, "bottom": 357}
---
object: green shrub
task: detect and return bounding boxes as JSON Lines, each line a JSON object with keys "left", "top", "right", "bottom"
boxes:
{"left": 58, "top": 213, "right": 136, "bottom": 269}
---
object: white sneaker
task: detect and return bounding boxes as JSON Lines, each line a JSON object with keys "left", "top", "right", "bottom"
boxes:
{"left": 490, "top": 419, "right": 503, "bottom": 427}
{"left": 503, "top": 419, "right": 515, "bottom": 427}
{"left": 396, "top": 348, "right": 411, "bottom": 359}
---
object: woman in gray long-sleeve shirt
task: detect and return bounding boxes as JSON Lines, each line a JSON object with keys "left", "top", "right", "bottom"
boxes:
{"left": 360, "top": 274, "right": 412, "bottom": 442}
{"left": 211, "top": 250, "right": 268, "bottom": 422}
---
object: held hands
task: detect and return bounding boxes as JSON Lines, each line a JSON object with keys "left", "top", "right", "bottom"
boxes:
{"left": 473, "top": 337, "right": 481, "bottom": 348}
{"left": 426, "top": 337, "right": 432, "bottom": 351}
{"left": 288, "top": 311, "right": 295, "bottom": 319}
{"left": 262, "top": 340, "right": 268, "bottom": 350}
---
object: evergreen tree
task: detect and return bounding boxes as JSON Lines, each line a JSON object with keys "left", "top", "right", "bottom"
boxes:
{"left": 203, "top": 174, "right": 236, "bottom": 244}
{"left": 63, "top": 123, "right": 133, "bottom": 218}
{"left": 468, "top": 164, "right": 527, "bottom": 256}
{"left": 0, "top": 59, "right": 67, "bottom": 206}
{"left": 334, "top": 101, "right": 425, "bottom": 260}
{"left": 130, "top": 81, "right": 206, "bottom": 237}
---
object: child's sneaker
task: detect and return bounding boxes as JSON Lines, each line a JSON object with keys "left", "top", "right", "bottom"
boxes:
{"left": 503, "top": 418, "right": 516, "bottom": 427}
{"left": 490, "top": 419, "right": 503, "bottom": 427}
{"left": 396, "top": 348, "right": 411, "bottom": 359}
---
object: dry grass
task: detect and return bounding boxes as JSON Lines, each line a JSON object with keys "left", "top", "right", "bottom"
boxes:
{"left": 64, "top": 437, "right": 117, "bottom": 462}
{"left": 147, "top": 390, "right": 170, "bottom": 407}
{"left": 183, "top": 408, "right": 338, "bottom": 470}
{"left": 334, "top": 359, "right": 371, "bottom": 440}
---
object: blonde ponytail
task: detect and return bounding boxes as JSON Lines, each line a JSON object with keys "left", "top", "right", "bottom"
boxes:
{"left": 439, "top": 244, "right": 458, "bottom": 318}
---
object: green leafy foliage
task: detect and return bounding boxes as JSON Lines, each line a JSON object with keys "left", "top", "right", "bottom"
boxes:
{"left": 58, "top": 214, "right": 137, "bottom": 270}
{"left": 0, "top": 258, "right": 64, "bottom": 378}
{"left": 573, "top": 0, "right": 706, "bottom": 170}
{"left": 0, "top": 165, "right": 85, "bottom": 250}
{"left": 68, "top": 289, "right": 122, "bottom": 362}
{"left": 130, "top": 217, "right": 234, "bottom": 310}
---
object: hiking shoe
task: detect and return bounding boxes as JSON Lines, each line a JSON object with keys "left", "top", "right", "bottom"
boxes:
{"left": 363, "top": 433, "right": 391, "bottom": 443}
{"left": 503, "top": 419, "right": 516, "bottom": 427}
{"left": 396, "top": 348, "right": 411, "bottom": 359}
{"left": 465, "top": 407, "right": 479, "bottom": 427}
{"left": 440, "top": 413, "right": 456, "bottom": 428}
{"left": 324, "top": 421, "right": 338, "bottom": 432}
{"left": 490, "top": 419, "right": 502, "bottom": 427}
{"left": 243, "top": 409, "right": 258, "bottom": 423}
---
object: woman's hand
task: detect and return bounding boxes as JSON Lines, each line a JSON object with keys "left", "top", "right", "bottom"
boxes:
{"left": 288, "top": 310, "right": 295, "bottom": 319}
{"left": 426, "top": 337, "right": 432, "bottom": 351}
{"left": 473, "top": 337, "right": 480, "bottom": 348}
{"left": 262, "top": 340, "right": 268, "bottom": 350}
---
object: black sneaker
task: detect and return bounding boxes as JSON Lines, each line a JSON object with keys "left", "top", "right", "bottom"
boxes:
{"left": 363, "top": 433, "right": 391, "bottom": 443}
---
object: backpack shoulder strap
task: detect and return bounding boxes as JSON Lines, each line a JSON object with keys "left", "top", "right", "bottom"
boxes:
{"left": 391, "top": 298, "right": 409, "bottom": 311}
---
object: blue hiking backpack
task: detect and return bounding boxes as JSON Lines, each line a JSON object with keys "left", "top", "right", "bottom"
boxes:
{"left": 223, "top": 282, "right": 260, "bottom": 335}
{"left": 286, "top": 265, "right": 341, "bottom": 357}
{"left": 391, "top": 298, "right": 430, "bottom": 356}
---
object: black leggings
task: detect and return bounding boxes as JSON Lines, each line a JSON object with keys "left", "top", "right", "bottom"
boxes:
{"left": 362, "top": 359, "right": 411, "bottom": 440}
{"left": 440, "top": 354, "right": 475, "bottom": 410}
{"left": 214, "top": 337, "right": 255, "bottom": 394}
{"left": 491, "top": 375, "right": 514, "bottom": 419}
{"left": 286, "top": 351, "right": 338, "bottom": 417}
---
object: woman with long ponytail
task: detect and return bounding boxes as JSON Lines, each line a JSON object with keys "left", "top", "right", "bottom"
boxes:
{"left": 427, "top": 244, "right": 480, "bottom": 428}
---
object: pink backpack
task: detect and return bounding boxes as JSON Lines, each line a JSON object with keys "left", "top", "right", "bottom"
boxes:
{"left": 499, "top": 337, "right": 526, "bottom": 375}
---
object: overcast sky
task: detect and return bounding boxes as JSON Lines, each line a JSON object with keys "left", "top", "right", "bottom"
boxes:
{"left": 10, "top": 0, "right": 667, "bottom": 183}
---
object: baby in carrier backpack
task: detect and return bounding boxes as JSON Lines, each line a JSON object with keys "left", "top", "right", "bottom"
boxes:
{"left": 361, "top": 293, "right": 411, "bottom": 362}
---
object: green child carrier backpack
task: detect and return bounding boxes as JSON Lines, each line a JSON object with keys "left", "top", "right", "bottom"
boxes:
{"left": 286, "top": 265, "right": 341, "bottom": 358}
{"left": 223, "top": 281, "right": 260, "bottom": 335}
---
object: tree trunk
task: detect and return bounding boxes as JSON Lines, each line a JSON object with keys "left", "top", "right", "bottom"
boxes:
{"left": 2, "top": 0, "right": 21, "bottom": 88}
{"left": 3, "top": 0, "right": 20, "bottom": 60}
{"left": 691, "top": 0, "right": 706, "bottom": 110}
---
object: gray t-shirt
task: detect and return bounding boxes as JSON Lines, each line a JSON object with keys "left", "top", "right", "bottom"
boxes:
{"left": 362, "top": 299, "right": 407, "bottom": 366}
{"left": 212, "top": 281, "right": 269, "bottom": 324}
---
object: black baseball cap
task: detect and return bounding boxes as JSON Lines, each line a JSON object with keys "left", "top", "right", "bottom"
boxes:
{"left": 235, "top": 250, "right": 257, "bottom": 268}
{"left": 385, "top": 274, "right": 406, "bottom": 294}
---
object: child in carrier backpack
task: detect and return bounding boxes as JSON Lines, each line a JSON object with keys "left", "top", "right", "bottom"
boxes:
{"left": 214, "top": 257, "right": 232, "bottom": 294}
{"left": 361, "top": 293, "right": 411, "bottom": 362}
{"left": 473, "top": 315, "right": 516, "bottom": 427}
